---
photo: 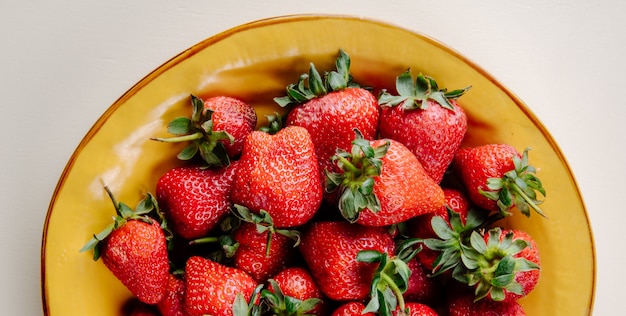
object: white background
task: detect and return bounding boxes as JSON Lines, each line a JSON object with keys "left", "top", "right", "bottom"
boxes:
{"left": 1, "top": 1, "right": 623, "bottom": 314}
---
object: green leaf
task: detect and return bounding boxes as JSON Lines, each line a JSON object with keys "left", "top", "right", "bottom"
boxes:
{"left": 166, "top": 117, "right": 192, "bottom": 135}
{"left": 190, "top": 94, "right": 205, "bottom": 123}
{"left": 177, "top": 143, "right": 198, "bottom": 161}
{"left": 357, "top": 250, "right": 384, "bottom": 263}
{"left": 231, "top": 292, "right": 249, "bottom": 316}
{"left": 430, "top": 216, "right": 455, "bottom": 240}
{"left": 308, "top": 63, "right": 327, "bottom": 96}
{"left": 396, "top": 70, "right": 415, "bottom": 97}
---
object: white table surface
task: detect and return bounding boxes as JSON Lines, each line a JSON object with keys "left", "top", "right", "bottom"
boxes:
{"left": 2, "top": 1, "right": 623, "bottom": 314}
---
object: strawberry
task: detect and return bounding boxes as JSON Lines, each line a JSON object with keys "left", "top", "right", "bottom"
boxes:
{"left": 184, "top": 256, "right": 258, "bottom": 316}
{"left": 156, "top": 161, "right": 239, "bottom": 240}
{"left": 447, "top": 290, "right": 526, "bottom": 316}
{"left": 263, "top": 267, "right": 326, "bottom": 315}
{"left": 275, "top": 49, "right": 379, "bottom": 195}
{"left": 231, "top": 216, "right": 299, "bottom": 283}
{"left": 326, "top": 130, "right": 444, "bottom": 226}
{"left": 408, "top": 188, "right": 469, "bottom": 271}
{"left": 157, "top": 274, "right": 189, "bottom": 316}
{"left": 379, "top": 71, "right": 470, "bottom": 183}
{"left": 299, "top": 221, "right": 395, "bottom": 301}
{"left": 152, "top": 94, "right": 256, "bottom": 167}
{"left": 231, "top": 126, "right": 323, "bottom": 228}
{"left": 453, "top": 144, "right": 546, "bottom": 217}
{"left": 403, "top": 257, "right": 442, "bottom": 305}
{"left": 393, "top": 302, "right": 438, "bottom": 316}
{"left": 80, "top": 187, "right": 170, "bottom": 304}
{"left": 331, "top": 302, "right": 374, "bottom": 316}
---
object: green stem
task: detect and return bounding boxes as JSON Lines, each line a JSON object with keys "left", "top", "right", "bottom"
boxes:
{"left": 380, "top": 273, "right": 406, "bottom": 312}
{"left": 188, "top": 236, "right": 219, "bottom": 245}
{"left": 337, "top": 155, "right": 360, "bottom": 175}
{"left": 511, "top": 184, "right": 547, "bottom": 218}
{"left": 151, "top": 132, "right": 204, "bottom": 143}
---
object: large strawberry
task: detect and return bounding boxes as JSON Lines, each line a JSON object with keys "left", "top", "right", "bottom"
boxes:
{"left": 453, "top": 144, "right": 546, "bottom": 217}
{"left": 231, "top": 126, "right": 323, "bottom": 228}
{"left": 379, "top": 71, "right": 470, "bottom": 183}
{"left": 299, "top": 221, "right": 395, "bottom": 302}
{"left": 326, "top": 130, "right": 444, "bottom": 226}
{"left": 184, "top": 256, "right": 258, "bottom": 316}
{"left": 152, "top": 94, "right": 256, "bottom": 167}
{"left": 156, "top": 161, "right": 239, "bottom": 240}
{"left": 274, "top": 49, "right": 379, "bottom": 195}
{"left": 80, "top": 187, "right": 170, "bottom": 304}
{"left": 263, "top": 267, "right": 326, "bottom": 315}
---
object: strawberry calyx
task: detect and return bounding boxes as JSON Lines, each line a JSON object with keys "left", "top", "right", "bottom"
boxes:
{"left": 378, "top": 70, "right": 470, "bottom": 111}
{"left": 479, "top": 148, "right": 547, "bottom": 218}
{"left": 151, "top": 94, "right": 234, "bottom": 168}
{"left": 232, "top": 284, "right": 265, "bottom": 316}
{"left": 259, "top": 111, "right": 286, "bottom": 135}
{"left": 80, "top": 186, "right": 173, "bottom": 260}
{"left": 274, "top": 49, "right": 360, "bottom": 107}
{"left": 458, "top": 227, "right": 540, "bottom": 301}
{"left": 260, "top": 279, "right": 323, "bottom": 316}
{"left": 325, "top": 129, "right": 390, "bottom": 223}
{"left": 233, "top": 205, "right": 301, "bottom": 257}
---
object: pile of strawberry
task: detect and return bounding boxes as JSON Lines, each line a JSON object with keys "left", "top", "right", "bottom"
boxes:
{"left": 81, "top": 49, "right": 547, "bottom": 316}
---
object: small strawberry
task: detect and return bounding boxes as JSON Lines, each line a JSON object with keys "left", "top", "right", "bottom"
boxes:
{"left": 453, "top": 144, "right": 546, "bottom": 217}
{"left": 463, "top": 228, "right": 541, "bottom": 302}
{"left": 231, "top": 126, "right": 323, "bottom": 228}
{"left": 408, "top": 188, "right": 469, "bottom": 271}
{"left": 393, "top": 302, "right": 438, "bottom": 316}
{"left": 299, "top": 221, "right": 395, "bottom": 301}
{"left": 379, "top": 71, "right": 470, "bottom": 183}
{"left": 152, "top": 94, "right": 256, "bottom": 167}
{"left": 326, "top": 130, "right": 444, "bottom": 226}
{"left": 263, "top": 267, "right": 326, "bottom": 315}
{"left": 184, "top": 256, "right": 258, "bottom": 316}
{"left": 156, "top": 161, "right": 239, "bottom": 240}
{"left": 231, "top": 207, "right": 300, "bottom": 283}
{"left": 331, "top": 302, "right": 374, "bottom": 316}
{"left": 80, "top": 187, "right": 170, "bottom": 304}
{"left": 157, "top": 274, "right": 189, "bottom": 316}
{"left": 275, "top": 49, "right": 379, "bottom": 195}
{"left": 447, "top": 289, "right": 527, "bottom": 316}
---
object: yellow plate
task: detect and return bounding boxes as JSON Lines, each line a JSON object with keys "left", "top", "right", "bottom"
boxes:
{"left": 41, "top": 15, "right": 595, "bottom": 315}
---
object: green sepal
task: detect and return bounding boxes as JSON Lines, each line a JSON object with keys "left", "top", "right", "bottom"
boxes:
{"left": 357, "top": 250, "right": 410, "bottom": 316}
{"left": 232, "top": 284, "right": 265, "bottom": 316}
{"left": 261, "top": 279, "right": 322, "bottom": 316}
{"left": 232, "top": 205, "right": 301, "bottom": 257}
{"left": 259, "top": 112, "right": 286, "bottom": 135}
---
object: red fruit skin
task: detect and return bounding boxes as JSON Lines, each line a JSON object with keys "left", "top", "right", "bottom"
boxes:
{"left": 394, "top": 302, "right": 439, "bottom": 316}
{"left": 404, "top": 258, "right": 442, "bottom": 305}
{"left": 273, "top": 267, "right": 327, "bottom": 315}
{"left": 203, "top": 96, "right": 257, "bottom": 158}
{"left": 408, "top": 188, "right": 469, "bottom": 271}
{"left": 453, "top": 144, "right": 520, "bottom": 211}
{"left": 156, "top": 162, "right": 239, "bottom": 240}
{"left": 379, "top": 99, "right": 467, "bottom": 183}
{"left": 184, "top": 256, "right": 257, "bottom": 316}
{"left": 157, "top": 274, "right": 189, "bottom": 316}
{"left": 233, "top": 222, "right": 297, "bottom": 283}
{"left": 124, "top": 299, "right": 161, "bottom": 316}
{"left": 331, "top": 302, "right": 374, "bottom": 316}
{"left": 299, "top": 221, "right": 395, "bottom": 301}
{"left": 483, "top": 229, "right": 541, "bottom": 302}
{"left": 356, "top": 139, "right": 444, "bottom": 226}
{"left": 447, "top": 290, "right": 526, "bottom": 316}
{"left": 286, "top": 87, "right": 379, "bottom": 192}
{"left": 101, "top": 219, "right": 169, "bottom": 305}
{"left": 231, "top": 126, "right": 323, "bottom": 227}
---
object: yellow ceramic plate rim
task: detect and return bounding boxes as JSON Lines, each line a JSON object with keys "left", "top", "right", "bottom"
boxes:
{"left": 41, "top": 14, "right": 596, "bottom": 315}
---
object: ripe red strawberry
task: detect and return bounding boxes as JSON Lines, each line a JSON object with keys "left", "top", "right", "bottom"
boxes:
{"left": 469, "top": 228, "right": 541, "bottom": 302}
{"left": 157, "top": 274, "right": 189, "bottom": 316}
{"left": 393, "top": 302, "right": 438, "bottom": 316}
{"left": 152, "top": 94, "right": 256, "bottom": 167}
{"left": 408, "top": 188, "right": 469, "bottom": 271}
{"left": 231, "top": 126, "right": 323, "bottom": 228}
{"left": 447, "top": 290, "right": 526, "bottom": 316}
{"left": 264, "top": 267, "right": 326, "bottom": 315}
{"left": 156, "top": 161, "right": 239, "bottom": 240}
{"left": 275, "top": 49, "right": 379, "bottom": 194}
{"left": 453, "top": 144, "right": 546, "bottom": 217}
{"left": 379, "top": 71, "right": 470, "bottom": 183}
{"left": 326, "top": 131, "right": 444, "bottom": 226}
{"left": 299, "top": 221, "right": 395, "bottom": 301}
{"left": 232, "top": 220, "right": 298, "bottom": 283}
{"left": 184, "top": 256, "right": 257, "bottom": 316}
{"left": 80, "top": 188, "right": 170, "bottom": 304}
{"left": 331, "top": 302, "right": 374, "bottom": 316}
{"left": 403, "top": 257, "right": 442, "bottom": 305}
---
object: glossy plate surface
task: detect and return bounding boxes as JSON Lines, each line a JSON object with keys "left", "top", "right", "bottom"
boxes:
{"left": 42, "top": 15, "right": 595, "bottom": 315}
